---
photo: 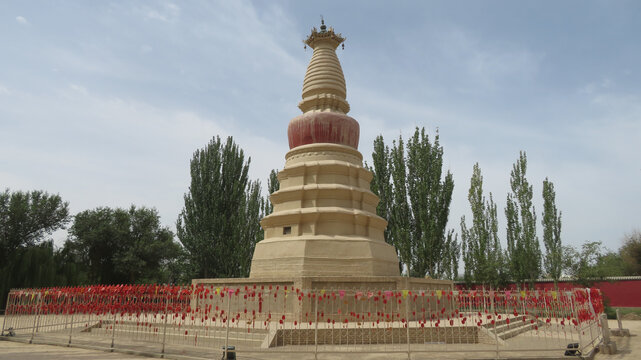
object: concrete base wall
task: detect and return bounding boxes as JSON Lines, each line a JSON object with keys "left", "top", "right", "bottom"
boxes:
{"left": 192, "top": 275, "right": 453, "bottom": 292}
{"left": 270, "top": 326, "right": 479, "bottom": 347}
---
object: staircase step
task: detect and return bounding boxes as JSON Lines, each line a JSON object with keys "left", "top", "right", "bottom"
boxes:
{"left": 499, "top": 323, "right": 537, "bottom": 340}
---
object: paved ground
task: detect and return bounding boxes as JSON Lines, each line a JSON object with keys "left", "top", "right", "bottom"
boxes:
{"left": 594, "top": 320, "right": 641, "bottom": 360}
{"left": 2, "top": 318, "right": 639, "bottom": 359}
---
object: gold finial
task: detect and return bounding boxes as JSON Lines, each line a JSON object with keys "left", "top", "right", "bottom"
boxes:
{"left": 304, "top": 17, "right": 345, "bottom": 50}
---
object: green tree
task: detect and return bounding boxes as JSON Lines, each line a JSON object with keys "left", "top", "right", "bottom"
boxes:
{"left": 2, "top": 241, "right": 87, "bottom": 289}
{"left": 176, "top": 136, "right": 264, "bottom": 278}
{"left": 563, "top": 242, "right": 624, "bottom": 286}
{"left": 460, "top": 163, "right": 505, "bottom": 287}
{"left": 390, "top": 135, "right": 412, "bottom": 274}
{"left": 264, "top": 169, "right": 280, "bottom": 215}
{"left": 0, "top": 189, "right": 70, "bottom": 266}
{"left": 368, "top": 128, "right": 456, "bottom": 278}
{"left": 406, "top": 128, "right": 455, "bottom": 278}
{"left": 542, "top": 178, "right": 563, "bottom": 287}
{"left": 442, "top": 231, "right": 460, "bottom": 280}
{"left": 0, "top": 189, "right": 71, "bottom": 309}
{"left": 65, "top": 206, "right": 179, "bottom": 284}
{"left": 596, "top": 252, "right": 626, "bottom": 277}
{"left": 620, "top": 230, "right": 641, "bottom": 275}
{"left": 368, "top": 136, "right": 393, "bottom": 246}
{"left": 239, "top": 180, "right": 265, "bottom": 275}
{"left": 505, "top": 151, "right": 541, "bottom": 288}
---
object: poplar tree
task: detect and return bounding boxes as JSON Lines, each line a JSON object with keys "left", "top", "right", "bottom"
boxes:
{"left": 406, "top": 128, "right": 455, "bottom": 278}
{"left": 390, "top": 136, "right": 412, "bottom": 274}
{"left": 239, "top": 180, "right": 264, "bottom": 275}
{"left": 369, "top": 128, "right": 456, "bottom": 278}
{"left": 542, "top": 178, "right": 562, "bottom": 287}
{"left": 264, "top": 169, "right": 280, "bottom": 215}
{"left": 460, "top": 163, "right": 505, "bottom": 287}
{"left": 176, "top": 136, "right": 264, "bottom": 278}
{"left": 442, "top": 231, "right": 460, "bottom": 280}
{"left": 505, "top": 151, "right": 541, "bottom": 288}
{"left": 369, "top": 136, "right": 393, "bottom": 245}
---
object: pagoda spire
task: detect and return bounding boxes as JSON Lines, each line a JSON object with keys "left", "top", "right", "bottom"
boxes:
{"left": 249, "top": 20, "right": 400, "bottom": 280}
{"left": 299, "top": 20, "right": 350, "bottom": 114}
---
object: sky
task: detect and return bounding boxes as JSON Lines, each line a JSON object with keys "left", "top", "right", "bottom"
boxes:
{"left": 1, "top": 0, "right": 640, "bottom": 255}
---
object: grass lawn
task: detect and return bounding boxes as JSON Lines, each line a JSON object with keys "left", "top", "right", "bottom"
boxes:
{"left": 606, "top": 307, "right": 641, "bottom": 319}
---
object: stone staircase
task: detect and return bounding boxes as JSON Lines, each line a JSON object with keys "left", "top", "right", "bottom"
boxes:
{"left": 82, "top": 320, "right": 267, "bottom": 349}
{"left": 480, "top": 316, "right": 542, "bottom": 344}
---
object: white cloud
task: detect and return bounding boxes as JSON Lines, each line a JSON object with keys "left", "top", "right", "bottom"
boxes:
{"left": 0, "top": 82, "right": 284, "bottom": 238}
{"left": 3, "top": 1, "right": 640, "bottom": 255}
{"left": 139, "top": 2, "right": 181, "bottom": 23}
{"left": 434, "top": 28, "right": 543, "bottom": 91}
{"left": 16, "top": 16, "right": 29, "bottom": 25}
{"left": 579, "top": 77, "right": 614, "bottom": 95}
{"left": 186, "top": 1, "right": 305, "bottom": 77}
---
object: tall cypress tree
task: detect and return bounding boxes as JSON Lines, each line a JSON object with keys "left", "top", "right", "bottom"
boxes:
{"left": 542, "top": 178, "right": 562, "bottom": 287}
{"left": 505, "top": 151, "right": 541, "bottom": 288}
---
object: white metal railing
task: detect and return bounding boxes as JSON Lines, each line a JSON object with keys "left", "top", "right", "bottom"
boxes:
{"left": 1, "top": 285, "right": 604, "bottom": 359}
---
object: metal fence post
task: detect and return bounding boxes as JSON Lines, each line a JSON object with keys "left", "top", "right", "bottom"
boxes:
{"left": 405, "top": 293, "right": 410, "bottom": 360}
{"left": 570, "top": 292, "right": 582, "bottom": 349}
{"left": 585, "top": 289, "right": 596, "bottom": 347}
{"left": 1, "top": 291, "right": 11, "bottom": 336}
{"left": 161, "top": 289, "right": 170, "bottom": 358}
{"left": 29, "top": 292, "right": 42, "bottom": 344}
{"left": 224, "top": 289, "right": 232, "bottom": 359}
{"left": 110, "top": 294, "right": 117, "bottom": 352}
{"left": 34, "top": 291, "right": 44, "bottom": 334}
{"left": 314, "top": 292, "right": 319, "bottom": 360}
{"left": 494, "top": 313, "right": 500, "bottom": 360}
{"left": 68, "top": 294, "right": 75, "bottom": 346}
{"left": 86, "top": 293, "right": 93, "bottom": 336}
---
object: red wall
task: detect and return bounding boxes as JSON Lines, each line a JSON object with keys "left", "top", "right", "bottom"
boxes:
{"left": 456, "top": 279, "right": 641, "bottom": 307}
{"left": 591, "top": 280, "right": 641, "bottom": 307}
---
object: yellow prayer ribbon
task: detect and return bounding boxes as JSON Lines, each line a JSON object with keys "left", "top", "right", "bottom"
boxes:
{"left": 436, "top": 290, "right": 442, "bottom": 299}
{"left": 402, "top": 290, "right": 409, "bottom": 298}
